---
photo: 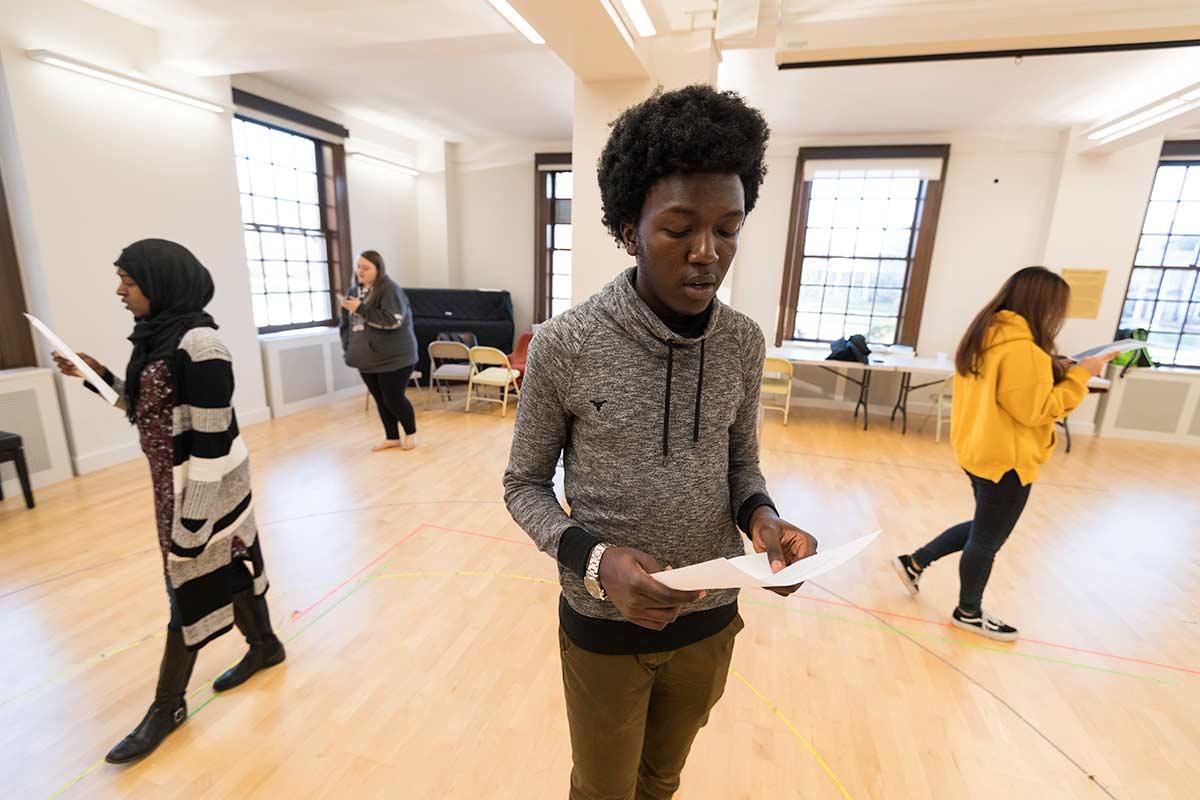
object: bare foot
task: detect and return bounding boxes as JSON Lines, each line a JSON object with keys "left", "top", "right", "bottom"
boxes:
{"left": 401, "top": 433, "right": 419, "bottom": 451}
{"left": 373, "top": 439, "right": 403, "bottom": 452}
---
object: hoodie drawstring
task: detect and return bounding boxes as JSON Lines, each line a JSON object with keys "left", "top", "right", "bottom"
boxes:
{"left": 663, "top": 345, "right": 674, "bottom": 461}
{"left": 693, "top": 339, "right": 705, "bottom": 445}
{"left": 663, "top": 340, "right": 706, "bottom": 462}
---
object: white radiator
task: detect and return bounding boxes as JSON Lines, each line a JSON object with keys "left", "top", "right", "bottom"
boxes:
{"left": 259, "top": 327, "right": 365, "bottom": 419}
{"left": 0, "top": 367, "right": 74, "bottom": 493}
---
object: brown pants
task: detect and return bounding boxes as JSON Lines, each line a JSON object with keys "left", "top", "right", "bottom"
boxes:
{"left": 559, "top": 615, "right": 744, "bottom": 800}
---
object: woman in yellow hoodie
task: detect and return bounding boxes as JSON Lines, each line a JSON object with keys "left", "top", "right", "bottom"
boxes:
{"left": 891, "top": 267, "right": 1115, "bottom": 641}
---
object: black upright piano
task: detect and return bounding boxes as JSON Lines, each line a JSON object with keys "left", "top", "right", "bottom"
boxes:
{"left": 403, "top": 288, "right": 515, "bottom": 378}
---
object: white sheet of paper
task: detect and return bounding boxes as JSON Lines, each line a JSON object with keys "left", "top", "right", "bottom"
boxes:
{"left": 24, "top": 313, "right": 119, "bottom": 405}
{"left": 652, "top": 530, "right": 881, "bottom": 591}
{"left": 1070, "top": 339, "right": 1141, "bottom": 362}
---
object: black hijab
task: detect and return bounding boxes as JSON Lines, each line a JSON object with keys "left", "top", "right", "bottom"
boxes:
{"left": 116, "top": 239, "right": 218, "bottom": 422}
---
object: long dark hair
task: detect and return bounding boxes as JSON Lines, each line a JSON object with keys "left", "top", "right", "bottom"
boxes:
{"left": 956, "top": 266, "right": 1070, "bottom": 379}
{"left": 355, "top": 250, "right": 392, "bottom": 311}
{"left": 359, "top": 250, "right": 386, "bottom": 281}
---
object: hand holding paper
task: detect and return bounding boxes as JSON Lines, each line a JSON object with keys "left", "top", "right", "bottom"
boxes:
{"left": 747, "top": 506, "right": 820, "bottom": 596}
{"left": 652, "top": 530, "right": 881, "bottom": 591}
{"left": 25, "top": 313, "right": 119, "bottom": 405}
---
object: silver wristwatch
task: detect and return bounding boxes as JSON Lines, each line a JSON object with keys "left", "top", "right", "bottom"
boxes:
{"left": 583, "top": 543, "right": 610, "bottom": 600}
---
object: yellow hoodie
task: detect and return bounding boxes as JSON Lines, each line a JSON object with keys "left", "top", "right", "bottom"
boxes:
{"left": 951, "top": 310, "right": 1091, "bottom": 485}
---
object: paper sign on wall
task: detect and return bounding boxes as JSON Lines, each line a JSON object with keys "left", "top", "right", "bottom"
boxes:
{"left": 1062, "top": 269, "right": 1108, "bottom": 320}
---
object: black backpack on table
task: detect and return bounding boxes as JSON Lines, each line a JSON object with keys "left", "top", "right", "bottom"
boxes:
{"left": 827, "top": 334, "right": 871, "bottom": 364}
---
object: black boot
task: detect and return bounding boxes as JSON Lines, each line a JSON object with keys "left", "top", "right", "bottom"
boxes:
{"left": 213, "top": 590, "right": 286, "bottom": 692}
{"left": 106, "top": 629, "right": 197, "bottom": 764}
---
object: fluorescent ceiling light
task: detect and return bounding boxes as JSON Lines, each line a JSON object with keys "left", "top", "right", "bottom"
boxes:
{"left": 618, "top": 0, "right": 657, "bottom": 37}
{"left": 26, "top": 49, "right": 225, "bottom": 113}
{"left": 1088, "top": 98, "right": 1191, "bottom": 142}
{"left": 485, "top": 0, "right": 545, "bottom": 45}
{"left": 600, "top": 0, "right": 635, "bottom": 49}
{"left": 1095, "top": 102, "right": 1200, "bottom": 145}
{"left": 348, "top": 151, "right": 419, "bottom": 177}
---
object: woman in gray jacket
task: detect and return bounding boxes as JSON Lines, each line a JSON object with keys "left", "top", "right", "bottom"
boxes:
{"left": 339, "top": 250, "right": 420, "bottom": 450}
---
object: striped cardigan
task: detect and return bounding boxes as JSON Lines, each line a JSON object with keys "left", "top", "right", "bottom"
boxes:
{"left": 101, "top": 328, "right": 268, "bottom": 649}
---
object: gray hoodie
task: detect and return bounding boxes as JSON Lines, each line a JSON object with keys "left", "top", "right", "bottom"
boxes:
{"left": 503, "top": 267, "right": 771, "bottom": 624}
{"left": 339, "top": 277, "right": 418, "bottom": 373}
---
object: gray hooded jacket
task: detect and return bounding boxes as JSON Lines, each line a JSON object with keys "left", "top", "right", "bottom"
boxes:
{"left": 503, "top": 267, "right": 771, "bottom": 623}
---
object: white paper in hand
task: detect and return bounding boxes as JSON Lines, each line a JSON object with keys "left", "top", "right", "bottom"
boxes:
{"left": 652, "top": 530, "right": 881, "bottom": 591}
{"left": 1070, "top": 339, "right": 1141, "bottom": 362}
{"left": 24, "top": 314, "right": 119, "bottom": 405}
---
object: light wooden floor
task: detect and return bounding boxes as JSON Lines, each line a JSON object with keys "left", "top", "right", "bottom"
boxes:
{"left": 1, "top": 388, "right": 1198, "bottom": 799}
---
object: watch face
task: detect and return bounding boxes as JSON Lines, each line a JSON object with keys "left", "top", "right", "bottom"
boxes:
{"left": 583, "top": 576, "right": 602, "bottom": 599}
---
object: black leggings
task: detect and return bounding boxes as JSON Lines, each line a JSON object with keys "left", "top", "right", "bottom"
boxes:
{"left": 363, "top": 365, "right": 417, "bottom": 439}
{"left": 912, "top": 469, "right": 1031, "bottom": 615}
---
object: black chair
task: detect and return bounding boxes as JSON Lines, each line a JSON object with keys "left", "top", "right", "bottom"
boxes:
{"left": 0, "top": 431, "right": 35, "bottom": 509}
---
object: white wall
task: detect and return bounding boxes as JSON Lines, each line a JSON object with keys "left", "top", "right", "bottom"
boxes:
{"left": 1042, "top": 131, "right": 1164, "bottom": 357}
{"left": 730, "top": 129, "right": 1070, "bottom": 357}
{"left": 346, "top": 157, "right": 419, "bottom": 287}
{"left": 918, "top": 130, "right": 1065, "bottom": 357}
{"left": 0, "top": 0, "right": 269, "bottom": 474}
{"left": 730, "top": 127, "right": 1166, "bottom": 354}
{"left": 451, "top": 140, "right": 571, "bottom": 337}
{"left": 726, "top": 127, "right": 1165, "bottom": 428}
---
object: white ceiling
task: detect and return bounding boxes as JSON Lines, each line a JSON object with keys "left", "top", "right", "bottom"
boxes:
{"left": 82, "top": 0, "right": 575, "bottom": 142}
{"left": 719, "top": 45, "right": 1200, "bottom": 137}
{"left": 81, "top": 0, "right": 1200, "bottom": 143}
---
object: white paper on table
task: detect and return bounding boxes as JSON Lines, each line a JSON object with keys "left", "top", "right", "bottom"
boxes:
{"left": 651, "top": 530, "right": 881, "bottom": 591}
{"left": 1070, "top": 339, "right": 1142, "bottom": 362}
{"left": 24, "top": 313, "right": 119, "bottom": 405}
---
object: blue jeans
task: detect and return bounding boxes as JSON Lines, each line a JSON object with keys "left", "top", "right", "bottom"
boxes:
{"left": 912, "top": 470, "right": 1031, "bottom": 615}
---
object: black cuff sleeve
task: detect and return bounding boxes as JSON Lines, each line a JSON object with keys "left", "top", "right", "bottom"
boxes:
{"left": 737, "top": 493, "right": 776, "bottom": 538}
{"left": 83, "top": 367, "right": 115, "bottom": 396}
{"left": 558, "top": 526, "right": 602, "bottom": 580}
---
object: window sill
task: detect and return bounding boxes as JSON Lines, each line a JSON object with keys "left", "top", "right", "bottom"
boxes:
{"left": 258, "top": 324, "right": 339, "bottom": 343}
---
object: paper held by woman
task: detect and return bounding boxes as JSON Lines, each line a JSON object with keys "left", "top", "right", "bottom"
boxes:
{"left": 25, "top": 313, "right": 119, "bottom": 405}
{"left": 652, "top": 530, "right": 881, "bottom": 591}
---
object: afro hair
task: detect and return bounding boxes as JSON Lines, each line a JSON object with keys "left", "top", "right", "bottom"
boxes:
{"left": 597, "top": 84, "right": 769, "bottom": 246}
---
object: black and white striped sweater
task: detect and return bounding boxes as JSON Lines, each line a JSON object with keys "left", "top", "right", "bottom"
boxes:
{"left": 99, "top": 327, "right": 268, "bottom": 649}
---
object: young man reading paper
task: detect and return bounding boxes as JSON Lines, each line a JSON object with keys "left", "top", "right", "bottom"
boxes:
{"left": 503, "top": 85, "right": 818, "bottom": 800}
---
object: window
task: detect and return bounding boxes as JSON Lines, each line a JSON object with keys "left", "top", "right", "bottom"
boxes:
{"left": 233, "top": 116, "right": 348, "bottom": 333}
{"left": 535, "top": 154, "right": 572, "bottom": 322}
{"left": 776, "top": 146, "right": 950, "bottom": 347}
{"left": 1120, "top": 150, "right": 1200, "bottom": 368}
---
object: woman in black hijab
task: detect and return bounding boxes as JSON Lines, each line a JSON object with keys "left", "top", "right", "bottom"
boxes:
{"left": 54, "top": 239, "right": 284, "bottom": 764}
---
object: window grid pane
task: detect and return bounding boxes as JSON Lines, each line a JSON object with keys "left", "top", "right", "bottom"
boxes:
{"left": 541, "top": 169, "right": 573, "bottom": 319}
{"left": 1121, "top": 162, "right": 1200, "bottom": 367}
{"left": 233, "top": 117, "right": 337, "bottom": 330}
{"left": 792, "top": 168, "right": 919, "bottom": 345}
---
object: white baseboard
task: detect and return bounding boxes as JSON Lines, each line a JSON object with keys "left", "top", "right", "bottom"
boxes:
{"left": 239, "top": 406, "right": 272, "bottom": 426}
{"left": 1066, "top": 420, "right": 1096, "bottom": 436}
{"left": 1, "top": 468, "right": 71, "bottom": 498}
{"left": 73, "top": 439, "right": 142, "bottom": 475}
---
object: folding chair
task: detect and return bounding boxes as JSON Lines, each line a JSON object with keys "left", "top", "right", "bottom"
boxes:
{"left": 760, "top": 357, "right": 794, "bottom": 426}
{"left": 916, "top": 376, "right": 953, "bottom": 443}
{"left": 428, "top": 340, "right": 472, "bottom": 403}
{"left": 465, "top": 346, "right": 521, "bottom": 417}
